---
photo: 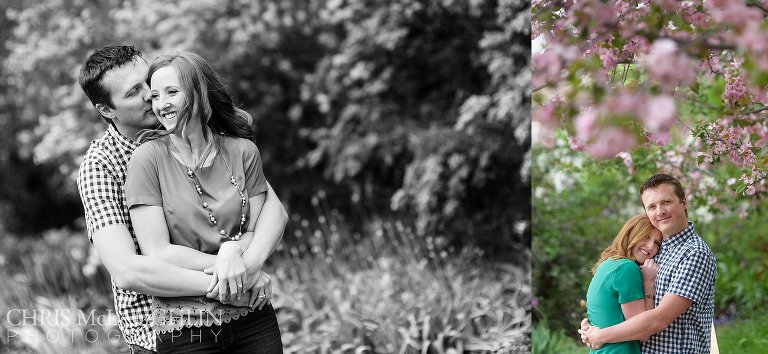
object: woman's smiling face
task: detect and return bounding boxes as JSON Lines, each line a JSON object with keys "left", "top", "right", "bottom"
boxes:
{"left": 632, "top": 228, "right": 662, "bottom": 264}
{"left": 150, "top": 66, "right": 186, "bottom": 131}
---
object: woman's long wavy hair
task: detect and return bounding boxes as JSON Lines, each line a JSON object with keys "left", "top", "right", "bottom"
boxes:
{"left": 590, "top": 214, "right": 659, "bottom": 274}
{"left": 139, "top": 51, "right": 255, "bottom": 168}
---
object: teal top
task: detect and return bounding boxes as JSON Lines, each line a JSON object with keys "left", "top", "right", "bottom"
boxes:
{"left": 586, "top": 258, "right": 644, "bottom": 354}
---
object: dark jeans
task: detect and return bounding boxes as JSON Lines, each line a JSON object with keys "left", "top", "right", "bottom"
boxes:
{"left": 156, "top": 304, "right": 282, "bottom": 354}
{"left": 130, "top": 344, "right": 156, "bottom": 354}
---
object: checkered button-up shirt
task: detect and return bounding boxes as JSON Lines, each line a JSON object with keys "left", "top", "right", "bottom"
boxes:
{"left": 642, "top": 222, "right": 716, "bottom": 354}
{"left": 77, "top": 125, "right": 155, "bottom": 351}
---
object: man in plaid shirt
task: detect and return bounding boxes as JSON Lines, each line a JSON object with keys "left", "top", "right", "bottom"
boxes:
{"left": 76, "top": 45, "right": 287, "bottom": 353}
{"left": 580, "top": 174, "right": 717, "bottom": 353}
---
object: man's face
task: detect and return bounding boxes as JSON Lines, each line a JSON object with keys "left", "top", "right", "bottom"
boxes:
{"left": 641, "top": 184, "right": 688, "bottom": 238}
{"left": 98, "top": 58, "right": 158, "bottom": 134}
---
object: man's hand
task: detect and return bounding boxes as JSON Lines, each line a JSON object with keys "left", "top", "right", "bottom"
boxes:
{"left": 578, "top": 319, "right": 604, "bottom": 350}
{"left": 206, "top": 242, "right": 247, "bottom": 302}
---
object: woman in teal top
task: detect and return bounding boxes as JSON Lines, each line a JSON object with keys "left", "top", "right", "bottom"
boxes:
{"left": 585, "top": 214, "right": 662, "bottom": 354}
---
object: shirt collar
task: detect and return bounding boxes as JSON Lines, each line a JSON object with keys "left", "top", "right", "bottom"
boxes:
{"left": 106, "top": 125, "right": 140, "bottom": 153}
{"left": 661, "top": 221, "right": 695, "bottom": 252}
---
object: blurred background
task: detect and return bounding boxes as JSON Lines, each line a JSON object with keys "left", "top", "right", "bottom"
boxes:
{"left": 0, "top": 0, "right": 531, "bottom": 353}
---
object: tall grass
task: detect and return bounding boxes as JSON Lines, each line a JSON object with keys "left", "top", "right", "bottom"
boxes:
{"left": 0, "top": 201, "right": 530, "bottom": 353}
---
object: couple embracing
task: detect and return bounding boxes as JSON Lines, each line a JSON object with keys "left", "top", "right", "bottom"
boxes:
{"left": 580, "top": 174, "right": 718, "bottom": 354}
{"left": 77, "top": 45, "right": 285, "bottom": 353}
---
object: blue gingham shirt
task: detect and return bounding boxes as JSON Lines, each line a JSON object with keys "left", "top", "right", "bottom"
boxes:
{"left": 77, "top": 125, "right": 155, "bottom": 351}
{"left": 642, "top": 222, "right": 716, "bottom": 354}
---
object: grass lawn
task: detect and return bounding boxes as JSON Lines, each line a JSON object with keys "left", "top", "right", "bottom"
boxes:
{"left": 715, "top": 314, "right": 768, "bottom": 353}
{"left": 535, "top": 314, "right": 768, "bottom": 354}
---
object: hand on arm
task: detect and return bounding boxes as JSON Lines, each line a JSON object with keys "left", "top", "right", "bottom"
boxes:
{"left": 580, "top": 293, "right": 693, "bottom": 348}
{"left": 92, "top": 225, "right": 212, "bottom": 297}
{"left": 207, "top": 190, "right": 266, "bottom": 302}
{"left": 641, "top": 258, "right": 658, "bottom": 311}
{"left": 208, "top": 183, "right": 286, "bottom": 302}
{"left": 206, "top": 241, "right": 248, "bottom": 302}
{"left": 130, "top": 205, "right": 216, "bottom": 271}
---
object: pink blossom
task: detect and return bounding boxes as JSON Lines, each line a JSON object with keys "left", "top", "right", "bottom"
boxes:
{"left": 681, "top": 1, "right": 710, "bottom": 28}
{"left": 737, "top": 23, "right": 768, "bottom": 71}
{"left": 705, "top": 1, "right": 762, "bottom": 26}
{"left": 617, "top": 151, "right": 635, "bottom": 175}
{"left": 722, "top": 73, "right": 747, "bottom": 107}
{"left": 643, "top": 95, "right": 677, "bottom": 132}
{"left": 746, "top": 185, "right": 756, "bottom": 196}
{"left": 533, "top": 50, "right": 562, "bottom": 88}
{"left": 697, "top": 153, "right": 713, "bottom": 168}
{"left": 579, "top": 0, "right": 620, "bottom": 29}
{"left": 568, "top": 136, "right": 585, "bottom": 151}
{"left": 738, "top": 208, "right": 748, "bottom": 219}
{"left": 643, "top": 39, "right": 696, "bottom": 92}
{"left": 738, "top": 142, "right": 753, "bottom": 156}
{"left": 603, "top": 90, "right": 644, "bottom": 116}
{"left": 574, "top": 110, "right": 598, "bottom": 142}
{"left": 655, "top": 0, "right": 680, "bottom": 12}
{"left": 713, "top": 140, "right": 726, "bottom": 155}
{"left": 533, "top": 103, "right": 558, "bottom": 128}
{"left": 584, "top": 128, "right": 636, "bottom": 159}
{"left": 647, "top": 131, "right": 672, "bottom": 146}
{"left": 599, "top": 47, "right": 619, "bottom": 69}
{"left": 538, "top": 126, "right": 556, "bottom": 148}
{"left": 623, "top": 36, "right": 649, "bottom": 57}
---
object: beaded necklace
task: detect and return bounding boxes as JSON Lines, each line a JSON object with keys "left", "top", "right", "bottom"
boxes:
{"left": 172, "top": 136, "right": 247, "bottom": 241}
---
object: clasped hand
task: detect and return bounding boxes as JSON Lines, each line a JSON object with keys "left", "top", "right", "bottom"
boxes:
{"left": 203, "top": 242, "right": 272, "bottom": 310}
{"left": 578, "top": 318, "right": 605, "bottom": 350}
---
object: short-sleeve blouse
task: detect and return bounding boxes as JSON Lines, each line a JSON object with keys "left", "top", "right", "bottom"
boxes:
{"left": 586, "top": 258, "right": 644, "bottom": 354}
{"left": 125, "top": 134, "right": 268, "bottom": 333}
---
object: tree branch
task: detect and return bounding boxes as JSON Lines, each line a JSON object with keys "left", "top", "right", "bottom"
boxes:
{"left": 743, "top": 105, "right": 768, "bottom": 115}
{"left": 747, "top": 2, "right": 768, "bottom": 16}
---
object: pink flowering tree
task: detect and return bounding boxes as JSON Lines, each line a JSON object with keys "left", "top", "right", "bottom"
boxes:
{"left": 533, "top": 0, "right": 768, "bottom": 210}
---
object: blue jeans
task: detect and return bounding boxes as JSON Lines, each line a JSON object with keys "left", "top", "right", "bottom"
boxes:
{"left": 156, "top": 304, "right": 282, "bottom": 353}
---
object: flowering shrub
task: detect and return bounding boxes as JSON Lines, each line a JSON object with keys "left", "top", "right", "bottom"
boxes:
{"left": 533, "top": 0, "right": 768, "bottom": 201}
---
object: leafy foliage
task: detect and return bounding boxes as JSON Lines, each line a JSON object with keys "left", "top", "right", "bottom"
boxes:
{"left": 0, "top": 214, "right": 531, "bottom": 353}
{"left": 0, "top": 0, "right": 529, "bottom": 256}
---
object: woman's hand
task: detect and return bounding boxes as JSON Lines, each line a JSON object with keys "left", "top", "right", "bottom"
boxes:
{"left": 641, "top": 258, "right": 659, "bottom": 288}
{"left": 206, "top": 242, "right": 246, "bottom": 302}
{"left": 247, "top": 270, "right": 273, "bottom": 310}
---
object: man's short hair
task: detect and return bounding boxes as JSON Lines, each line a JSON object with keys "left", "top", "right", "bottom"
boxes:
{"left": 640, "top": 174, "right": 686, "bottom": 202}
{"left": 78, "top": 45, "right": 143, "bottom": 124}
